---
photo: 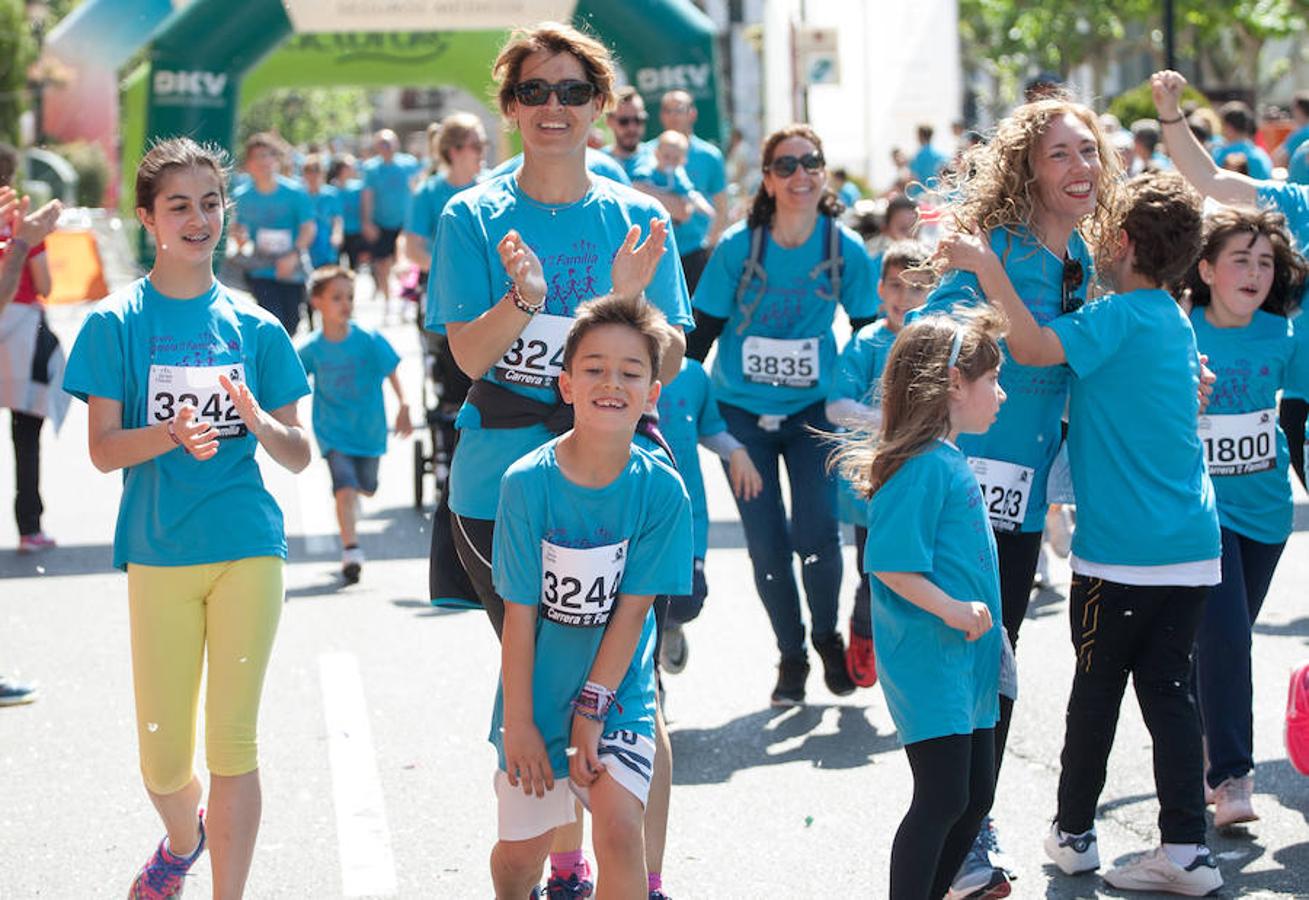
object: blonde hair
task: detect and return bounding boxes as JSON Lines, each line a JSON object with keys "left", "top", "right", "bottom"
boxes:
{"left": 432, "top": 112, "right": 485, "bottom": 169}
{"left": 835, "top": 306, "right": 1006, "bottom": 497}
{"left": 492, "top": 22, "right": 616, "bottom": 118}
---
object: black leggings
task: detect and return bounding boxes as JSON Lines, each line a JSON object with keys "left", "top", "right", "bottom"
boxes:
{"left": 991, "top": 528, "right": 1043, "bottom": 777}
{"left": 891, "top": 729, "right": 997, "bottom": 900}
{"left": 1279, "top": 396, "right": 1307, "bottom": 489}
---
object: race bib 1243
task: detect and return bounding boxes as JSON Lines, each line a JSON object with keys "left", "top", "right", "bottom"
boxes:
{"left": 967, "top": 456, "right": 1034, "bottom": 532}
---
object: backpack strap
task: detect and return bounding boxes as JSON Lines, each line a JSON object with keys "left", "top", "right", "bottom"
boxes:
{"left": 733, "top": 226, "right": 769, "bottom": 335}
{"left": 810, "top": 215, "right": 845, "bottom": 302}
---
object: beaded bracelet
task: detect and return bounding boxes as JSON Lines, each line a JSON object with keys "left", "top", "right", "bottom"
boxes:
{"left": 572, "top": 680, "right": 622, "bottom": 722}
{"left": 508, "top": 281, "right": 545, "bottom": 315}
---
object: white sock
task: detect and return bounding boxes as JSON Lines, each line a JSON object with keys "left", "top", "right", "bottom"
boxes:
{"left": 1162, "top": 842, "right": 1205, "bottom": 867}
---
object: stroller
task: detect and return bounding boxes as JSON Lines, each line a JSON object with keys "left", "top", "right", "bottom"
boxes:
{"left": 411, "top": 285, "right": 470, "bottom": 509}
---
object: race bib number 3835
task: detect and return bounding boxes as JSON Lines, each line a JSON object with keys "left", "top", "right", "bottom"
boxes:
{"left": 148, "top": 363, "right": 247, "bottom": 439}
{"left": 967, "top": 456, "right": 1034, "bottom": 532}
{"left": 741, "top": 336, "right": 820, "bottom": 388}
{"left": 496, "top": 314, "right": 573, "bottom": 389}
{"left": 1198, "top": 408, "right": 1276, "bottom": 476}
{"left": 540, "top": 538, "right": 629, "bottom": 627}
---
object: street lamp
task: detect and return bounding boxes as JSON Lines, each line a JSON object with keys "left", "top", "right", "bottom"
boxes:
{"left": 1163, "top": 0, "right": 1176, "bottom": 71}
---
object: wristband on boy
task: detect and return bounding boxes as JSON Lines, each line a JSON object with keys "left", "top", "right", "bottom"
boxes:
{"left": 572, "top": 680, "right": 623, "bottom": 722}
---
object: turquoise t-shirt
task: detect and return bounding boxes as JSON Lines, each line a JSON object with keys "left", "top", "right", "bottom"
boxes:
{"left": 643, "top": 134, "right": 726, "bottom": 253}
{"left": 829, "top": 320, "right": 897, "bottom": 526}
{"left": 362, "top": 153, "right": 421, "bottom": 229}
{"left": 1257, "top": 181, "right": 1309, "bottom": 253}
{"left": 403, "top": 170, "right": 483, "bottom": 252}
{"left": 693, "top": 217, "right": 875, "bottom": 417}
{"left": 427, "top": 173, "right": 694, "bottom": 519}
{"left": 490, "top": 440, "right": 692, "bottom": 777}
{"left": 603, "top": 145, "right": 652, "bottom": 182}
{"left": 339, "top": 178, "right": 364, "bottom": 235}
{"left": 1213, "top": 139, "right": 1273, "bottom": 180}
{"left": 1049, "top": 289, "right": 1220, "bottom": 566}
{"left": 232, "top": 175, "right": 315, "bottom": 281}
{"left": 307, "top": 185, "right": 342, "bottom": 268}
{"left": 909, "top": 144, "right": 950, "bottom": 188}
{"left": 296, "top": 324, "right": 401, "bottom": 458}
{"left": 1290, "top": 141, "right": 1309, "bottom": 186}
{"left": 62, "top": 279, "right": 309, "bottom": 570}
{"left": 1190, "top": 308, "right": 1308, "bottom": 544}
{"left": 656, "top": 358, "right": 727, "bottom": 559}
{"left": 490, "top": 149, "right": 633, "bottom": 186}
{"left": 838, "top": 182, "right": 861, "bottom": 207}
{"left": 1284, "top": 124, "right": 1309, "bottom": 161}
{"left": 863, "top": 439, "right": 1002, "bottom": 745}
{"left": 630, "top": 161, "right": 709, "bottom": 259}
{"left": 913, "top": 225, "right": 1093, "bottom": 532}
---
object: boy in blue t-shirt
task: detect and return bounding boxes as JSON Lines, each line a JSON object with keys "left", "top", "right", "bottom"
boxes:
{"left": 939, "top": 172, "right": 1224, "bottom": 893}
{"left": 489, "top": 293, "right": 692, "bottom": 900}
{"left": 297, "top": 266, "right": 412, "bottom": 583}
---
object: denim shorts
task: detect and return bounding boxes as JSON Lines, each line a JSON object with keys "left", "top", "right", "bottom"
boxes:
{"left": 325, "top": 450, "right": 380, "bottom": 495}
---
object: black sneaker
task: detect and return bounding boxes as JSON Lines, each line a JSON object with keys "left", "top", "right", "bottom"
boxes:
{"left": 771, "top": 656, "right": 810, "bottom": 707}
{"left": 814, "top": 633, "right": 857, "bottom": 696}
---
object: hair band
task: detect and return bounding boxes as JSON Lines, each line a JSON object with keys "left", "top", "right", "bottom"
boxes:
{"left": 947, "top": 329, "right": 964, "bottom": 368}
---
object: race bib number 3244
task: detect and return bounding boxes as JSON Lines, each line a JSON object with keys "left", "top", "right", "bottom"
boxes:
{"left": 147, "top": 363, "right": 247, "bottom": 439}
{"left": 495, "top": 314, "right": 573, "bottom": 389}
{"left": 540, "top": 538, "right": 629, "bottom": 627}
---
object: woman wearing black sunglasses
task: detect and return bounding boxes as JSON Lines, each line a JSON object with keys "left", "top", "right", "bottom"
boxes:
{"left": 914, "top": 98, "right": 1122, "bottom": 896}
{"left": 424, "top": 22, "right": 692, "bottom": 900}
{"left": 686, "top": 124, "right": 876, "bottom": 707}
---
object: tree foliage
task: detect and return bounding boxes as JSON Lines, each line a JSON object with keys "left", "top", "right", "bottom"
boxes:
{"left": 238, "top": 87, "right": 374, "bottom": 149}
{"left": 0, "top": 0, "right": 36, "bottom": 146}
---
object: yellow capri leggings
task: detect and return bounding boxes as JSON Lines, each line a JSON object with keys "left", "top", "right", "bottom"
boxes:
{"left": 126, "top": 556, "right": 283, "bottom": 795}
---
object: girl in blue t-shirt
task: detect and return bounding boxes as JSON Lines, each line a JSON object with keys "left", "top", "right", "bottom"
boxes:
{"left": 835, "top": 308, "right": 1006, "bottom": 900}
{"left": 62, "top": 138, "right": 312, "bottom": 899}
{"left": 1180, "top": 208, "right": 1309, "bottom": 829}
{"left": 685, "top": 123, "right": 875, "bottom": 707}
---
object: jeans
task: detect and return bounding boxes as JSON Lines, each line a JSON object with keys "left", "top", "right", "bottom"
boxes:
{"left": 1195, "top": 527, "right": 1284, "bottom": 787}
{"left": 248, "top": 277, "right": 306, "bottom": 336}
{"left": 719, "top": 400, "right": 842, "bottom": 660}
{"left": 1056, "top": 576, "right": 1208, "bottom": 843}
{"left": 11, "top": 411, "right": 43, "bottom": 536}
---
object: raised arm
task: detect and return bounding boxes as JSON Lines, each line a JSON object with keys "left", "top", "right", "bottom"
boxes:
{"left": 1151, "top": 70, "right": 1259, "bottom": 208}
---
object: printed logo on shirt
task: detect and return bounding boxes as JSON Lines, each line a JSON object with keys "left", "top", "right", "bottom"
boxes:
{"left": 540, "top": 538, "right": 629, "bottom": 627}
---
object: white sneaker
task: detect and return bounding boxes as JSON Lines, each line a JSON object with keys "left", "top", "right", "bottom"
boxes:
{"left": 659, "top": 622, "right": 688, "bottom": 674}
{"left": 1103, "top": 846, "right": 1222, "bottom": 896}
{"left": 1043, "top": 821, "right": 1099, "bottom": 875}
{"left": 1213, "top": 774, "right": 1258, "bottom": 828}
{"left": 342, "top": 546, "right": 365, "bottom": 584}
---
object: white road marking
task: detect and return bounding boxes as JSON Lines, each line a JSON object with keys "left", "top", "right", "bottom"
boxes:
{"left": 319, "top": 652, "right": 398, "bottom": 897}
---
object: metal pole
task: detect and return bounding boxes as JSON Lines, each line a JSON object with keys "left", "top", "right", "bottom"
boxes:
{"left": 1164, "top": 0, "right": 1176, "bottom": 71}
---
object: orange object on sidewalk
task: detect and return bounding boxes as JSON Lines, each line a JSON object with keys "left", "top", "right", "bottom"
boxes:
{"left": 43, "top": 229, "right": 109, "bottom": 305}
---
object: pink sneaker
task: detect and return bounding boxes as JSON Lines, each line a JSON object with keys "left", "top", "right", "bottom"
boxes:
{"left": 128, "top": 812, "right": 206, "bottom": 899}
{"left": 17, "top": 532, "right": 56, "bottom": 553}
{"left": 1287, "top": 661, "right": 1309, "bottom": 776}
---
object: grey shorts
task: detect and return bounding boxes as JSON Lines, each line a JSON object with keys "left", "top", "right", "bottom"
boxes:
{"left": 325, "top": 450, "right": 380, "bottom": 495}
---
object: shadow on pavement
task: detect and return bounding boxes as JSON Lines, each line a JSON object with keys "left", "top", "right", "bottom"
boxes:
{"left": 669, "top": 703, "right": 898, "bottom": 784}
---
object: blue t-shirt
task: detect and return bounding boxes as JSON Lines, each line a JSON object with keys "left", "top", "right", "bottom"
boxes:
{"left": 863, "top": 439, "right": 1001, "bottom": 745}
{"left": 1290, "top": 141, "right": 1309, "bottom": 186}
{"left": 1049, "top": 289, "right": 1220, "bottom": 566}
{"left": 602, "top": 145, "right": 652, "bottom": 182}
{"left": 693, "top": 217, "right": 875, "bottom": 417}
{"left": 403, "top": 171, "right": 484, "bottom": 252}
{"left": 829, "top": 320, "right": 897, "bottom": 526}
{"left": 490, "top": 440, "right": 692, "bottom": 777}
{"left": 838, "top": 182, "right": 861, "bottom": 207}
{"left": 428, "top": 173, "right": 694, "bottom": 519}
{"left": 296, "top": 324, "right": 401, "bottom": 458}
{"left": 491, "top": 149, "right": 633, "bottom": 186}
{"left": 910, "top": 144, "right": 950, "bottom": 188}
{"left": 630, "top": 161, "right": 710, "bottom": 259}
{"left": 307, "top": 185, "right": 343, "bottom": 268}
{"left": 1190, "top": 308, "right": 1308, "bottom": 544}
{"left": 1284, "top": 124, "right": 1309, "bottom": 161}
{"left": 1257, "top": 181, "right": 1309, "bottom": 254}
{"left": 339, "top": 178, "right": 364, "bottom": 235}
{"left": 1213, "top": 139, "right": 1273, "bottom": 180}
{"left": 656, "top": 358, "right": 727, "bottom": 559}
{"left": 232, "top": 176, "right": 315, "bottom": 281}
{"left": 62, "top": 279, "right": 309, "bottom": 570}
{"left": 643, "top": 134, "right": 726, "bottom": 253}
{"left": 362, "top": 153, "right": 421, "bottom": 229}
{"left": 913, "top": 226, "right": 1091, "bottom": 532}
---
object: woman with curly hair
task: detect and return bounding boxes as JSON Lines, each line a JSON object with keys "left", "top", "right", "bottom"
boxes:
{"left": 915, "top": 96, "right": 1123, "bottom": 895}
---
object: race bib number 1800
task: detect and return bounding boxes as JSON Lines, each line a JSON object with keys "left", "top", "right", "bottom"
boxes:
{"left": 967, "top": 456, "right": 1034, "bottom": 532}
{"left": 495, "top": 314, "right": 573, "bottom": 389}
{"left": 147, "top": 362, "right": 247, "bottom": 439}
{"left": 540, "top": 538, "right": 629, "bottom": 627}
{"left": 741, "top": 336, "right": 820, "bottom": 388}
{"left": 1199, "top": 409, "right": 1277, "bottom": 476}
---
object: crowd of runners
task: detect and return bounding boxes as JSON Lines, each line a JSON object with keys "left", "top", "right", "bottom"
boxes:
{"left": 6, "top": 15, "right": 1309, "bottom": 900}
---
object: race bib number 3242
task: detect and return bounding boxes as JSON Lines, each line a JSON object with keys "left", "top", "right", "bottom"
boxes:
{"left": 147, "top": 362, "right": 247, "bottom": 439}
{"left": 540, "top": 538, "right": 629, "bottom": 627}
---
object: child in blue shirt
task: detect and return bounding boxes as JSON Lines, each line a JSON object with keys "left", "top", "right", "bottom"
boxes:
{"left": 941, "top": 171, "right": 1224, "bottom": 894}
{"left": 826, "top": 240, "right": 930, "bottom": 688}
{"left": 1179, "top": 208, "right": 1309, "bottom": 830}
{"left": 301, "top": 155, "right": 343, "bottom": 271}
{"left": 490, "top": 293, "right": 692, "bottom": 899}
{"left": 835, "top": 306, "right": 1006, "bottom": 900}
{"left": 297, "top": 265, "right": 412, "bottom": 584}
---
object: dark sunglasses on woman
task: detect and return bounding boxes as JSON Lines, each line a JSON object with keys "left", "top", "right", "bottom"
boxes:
{"left": 1061, "top": 257, "right": 1085, "bottom": 315}
{"left": 766, "top": 152, "right": 825, "bottom": 177}
{"left": 512, "top": 79, "right": 598, "bottom": 107}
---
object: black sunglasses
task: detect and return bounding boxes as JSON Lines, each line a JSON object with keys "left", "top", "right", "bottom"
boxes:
{"left": 613, "top": 115, "right": 648, "bottom": 127}
{"left": 1061, "top": 257, "right": 1085, "bottom": 315}
{"left": 766, "top": 152, "right": 825, "bottom": 177}
{"left": 512, "top": 79, "right": 598, "bottom": 107}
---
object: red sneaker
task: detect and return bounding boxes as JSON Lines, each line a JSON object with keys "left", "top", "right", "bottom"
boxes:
{"left": 845, "top": 624, "right": 877, "bottom": 688}
{"left": 1287, "top": 661, "right": 1309, "bottom": 776}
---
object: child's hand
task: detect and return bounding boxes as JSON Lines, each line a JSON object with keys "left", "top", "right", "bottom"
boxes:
{"left": 169, "top": 405, "right": 220, "bottom": 460}
{"left": 497, "top": 229, "right": 547, "bottom": 306}
{"left": 942, "top": 599, "right": 993, "bottom": 641}
{"left": 393, "top": 402, "right": 413, "bottom": 438}
{"left": 503, "top": 721, "right": 555, "bottom": 797}
{"left": 1197, "top": 354, "right": 1216, "bottom": 414}
{"left": 1150, "top": 70, "right": 1187, "bottom": 120}
{"left": 568, "top": 715, "right": 604, "bottom": 787}
{"left": 219, "top": 373, "right": 266, "bottom": 437}
{"left": 728, "top": 447, "right": 762, "bottom": 501}
{"left": 17, "top": 199, "right": 62, "bottom": 246}
{"left": 274, "top": 251, "right": 301, "bottom": 281}
{"left": 610, "top": 218, "right": 668, "bottom": 301}
{"left": 935, "top": 230, "right": 996, "bottom": 277}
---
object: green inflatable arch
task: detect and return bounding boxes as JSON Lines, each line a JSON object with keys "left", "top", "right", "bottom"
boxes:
{"left": 120, "top": 0, "right": 723, "bottom": 215}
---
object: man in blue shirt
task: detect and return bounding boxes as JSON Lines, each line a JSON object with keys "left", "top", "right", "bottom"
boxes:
{"left": 360, "top": 129, "right": 420, "bottom": 312}
{"left": 602, "top": 87, "right": 651, "bottom": 182}
{"left": 1273, "top": 91, "right": 1309, "bottom": 170}
{"left": 655, "top": 89, "right": 728, "bottom": 293}
{"left": 909, "top": 124, "right": 950, "bottom": 189}
{"left": 1213, "top": 101, "right": 1273, "bottom": 180}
